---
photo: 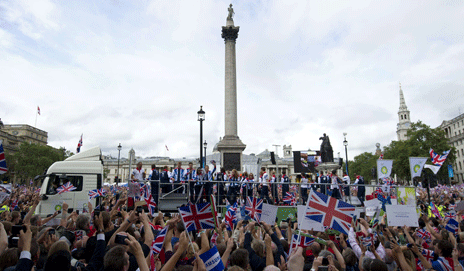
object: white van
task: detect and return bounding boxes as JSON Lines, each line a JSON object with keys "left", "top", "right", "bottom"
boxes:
{"left": 36, "top": 147, "right": 103, "bottom": 217}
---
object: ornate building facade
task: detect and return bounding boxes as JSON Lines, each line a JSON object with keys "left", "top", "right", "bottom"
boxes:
{"left": 439, "top": 113, "right": 464, "bottom": 183}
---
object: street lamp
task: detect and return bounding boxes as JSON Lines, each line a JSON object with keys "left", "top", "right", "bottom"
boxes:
{"left": 117, "top": 143, "right": 122, "bottom": 185}
{"left": 198, "top": 106, "right": 205, "bottom": 168}
{"left": 203, "top": 140, "right": 207, "bottom": 167}
{"left": 343, "top": 133, "right": 349, "bottom": 177}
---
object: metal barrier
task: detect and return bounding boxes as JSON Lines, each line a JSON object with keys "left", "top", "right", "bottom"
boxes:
{"left": 145, "top": 179, "right": 417, "bottom": 208}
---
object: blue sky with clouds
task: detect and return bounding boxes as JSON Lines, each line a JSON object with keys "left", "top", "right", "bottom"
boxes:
{"left": 1, "top": 0, "right": 463, "bottom": 160}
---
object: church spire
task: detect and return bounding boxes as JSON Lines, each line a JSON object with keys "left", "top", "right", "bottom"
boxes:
{"left": 399, "top": 82, "right": 408, "bottom": 111}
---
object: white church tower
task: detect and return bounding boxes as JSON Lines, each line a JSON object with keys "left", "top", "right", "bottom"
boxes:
{"left": 397, "top": 83, "right": 411, "bottom": 141}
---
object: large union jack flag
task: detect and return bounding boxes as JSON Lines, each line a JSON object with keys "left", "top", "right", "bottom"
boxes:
{"left": 430, "top": 149, "right": 450, "bottom": 166}
{"left": 145, "top": 194, "right": 157, "bottom": 216}
{"left": 225, "top": 204, "right": 237, "bottom": 231}
{"left": 245, "top": 197, "right": 263, "bottom": 222}
{"left": 151, "top": 226, "right": 168, "bottom": 254}
{"left": 178, "top": 202, "right": 215, "bottom": 232}
{"left": 88, "top": 188, "right": 106, "bottom": 199}
{"left": 306, "top": 191, "right": 355, "bottom": 235}
{"left": 0, "top": 140, "right": 7, "bottom": 174}
{"left": 57, "top": 182, "right": 76, "bottom": 194}
{"left": 283, "top": 192, "right": 297, "bottom": 206}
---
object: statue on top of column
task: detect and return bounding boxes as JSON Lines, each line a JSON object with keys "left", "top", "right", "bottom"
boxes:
{"left": 319, "top": 133, "right": 334, "bottom": 163}
{"left": 227, "top": 4, "right": 234, "bottom": 21}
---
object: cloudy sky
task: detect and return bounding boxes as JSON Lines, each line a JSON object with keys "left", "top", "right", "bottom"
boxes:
{"left": 1, "top": 0, "right": 463, "bottom": 160}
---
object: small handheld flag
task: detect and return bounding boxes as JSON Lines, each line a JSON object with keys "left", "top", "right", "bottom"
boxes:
{"left": 0, "top": 140, "right": 7, "bottom": 174}
{"left": 57, "top": 182, "right": 76, "bottom": 194}
{"left": 76, "top": 134, "right": 83, "bottom": 153}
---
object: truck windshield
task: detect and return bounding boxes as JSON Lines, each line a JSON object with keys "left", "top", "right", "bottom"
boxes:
{"left": 46, "top": 175, "right": 83, "bottom": 195}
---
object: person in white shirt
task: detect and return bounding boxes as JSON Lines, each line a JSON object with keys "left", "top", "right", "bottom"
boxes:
{"left": 131, "top": 162, "right": 146, "bottom": 181}
{"left": 330, "top": 170, "right": 341, "bottom": 199}
{"left": 342, "top": 174, "right": 351, "bottom": 202}
{"left": 300, "top": 174, "right": 309, "bottom": 204}
{"left": 259, "top": 167, "right": 271, "bottom": 203}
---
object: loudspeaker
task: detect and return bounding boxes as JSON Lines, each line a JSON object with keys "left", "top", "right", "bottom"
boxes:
{"left": 270, "top": 152, "right": 276, "bottom": 165}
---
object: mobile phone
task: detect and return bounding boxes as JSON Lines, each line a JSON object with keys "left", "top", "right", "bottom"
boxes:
{"left": 115, "top": 234, "right": 128, "bottom": 245}
{"left": 322, "top": 257, "right": 329, "bottom": 266}
{"left": 94, "top": 210, "right": 100, "bottom": 217}
{"left": 407, "top": 243, "right": 413, "bottom": 248}
{"left": 136, "top": 206, "right": 143, "bottom": 214}
{"left": 117, "top": 212, "right": 122, "bottom": 218}
{"left": 49, "top": 229, "right": 56, "bottom": 235}
{"left": 68, "top": 208, "right": 74, "bottom": 213}
{"left": 9, "top": 237, "right": 19, "bottom": 247}
{"left": 12, "top": 225, "right": 26, "bottom": 236}
{"left": 57, "top": 211, "right": 61, "bottom": 214}
{"left": 360, "top": 212, "right": 366, "bottom": 219}
{"left": 76, "top": 210, "right": 80, "bottom": 215}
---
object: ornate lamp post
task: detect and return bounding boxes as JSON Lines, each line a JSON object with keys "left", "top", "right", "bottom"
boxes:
{"left": 198, "top": 106, "right": 205, "bottom": 168}
{"left": 343, "top": 133, "right": 349, "bottom": 177}
{"left": 117, "top": 143, "right": 122, "bottom": 185}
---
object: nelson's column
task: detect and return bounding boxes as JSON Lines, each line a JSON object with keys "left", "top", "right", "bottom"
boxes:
{"left": 216, "top": 4, "right": 246, "bottom": 171}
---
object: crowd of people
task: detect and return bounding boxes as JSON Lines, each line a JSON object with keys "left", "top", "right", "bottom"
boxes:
{"left": 0, "top": 172, "right": 463, "bottom": 271}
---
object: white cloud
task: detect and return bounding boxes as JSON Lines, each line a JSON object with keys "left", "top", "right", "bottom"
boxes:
{"left": 0, "top": 0, "right": 463, "bottom": 161}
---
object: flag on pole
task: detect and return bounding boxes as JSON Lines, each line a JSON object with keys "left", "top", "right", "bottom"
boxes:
{"left": 245, "top": 197, "right": 263, "bottom": 222}
{"left": 88, "top": 188, "right": 106, "bottom": 199}
{"left": 151, "top": 226, "right": 168, "bottom": 254}
{"left": 145, "top": 194, "right": 157, "bottom": 216}
{"left": 0, "top": 140, "right": 7, "bottom": 174}
{"left": 445, "top": 218, "right": 459, "bottom": 234}
{"left": 165, "top": 145, "right": 169, "bottom": 151}
{"left": 424, "top": 164, "right": 441, "bottom": 175}
{"left": 198, "top": 246, "right": 225, "bottom": 271}
{"left": 377, "top": 159, "right": 393, "bottom": 179}
{"left": 57, "top": 182, "right": 76, "bottom": 194}
{"left": 210, "top": 195, "right": 219, "bottom": 229}
{"left": 37, "top": 106, "right": 40, "bottom": 115}
{"left": 429, "top": 149, "right": 450, "bottom": 166}
{"left": 178, "top": 202, "right": 215, "bottom": 232}
{"left": 409, "top": 157, "right": 428, "bottom": 178}
{"left": 305, "top": 190, "right": 355, "bottom": 235}
{"left": 76, "top": 134, "right": 83, "bottom": 153}
{"left": 430, "top": 202, "right": 443, "bottom": 220}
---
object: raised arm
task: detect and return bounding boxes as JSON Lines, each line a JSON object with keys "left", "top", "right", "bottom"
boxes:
{"left": 23, "top": 195, "right": 40, "bottom": 224}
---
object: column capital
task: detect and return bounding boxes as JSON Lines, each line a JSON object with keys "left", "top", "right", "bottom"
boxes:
{"left": 222, "top": 26, "right": 239, "bottom": 42}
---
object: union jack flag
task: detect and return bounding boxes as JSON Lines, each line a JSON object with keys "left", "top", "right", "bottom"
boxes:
{"left": 430, "top": 149, "right": 450, "bottom": 167}
{"left": 57, "top": 182, "right": 76, "bottom": 194}
{"left": 289, "top": 233, "right": 314, "bottom": 257}
{"left": 74, "top": 230, "right": 85, "bottom": 242}
{"left": 305, "top": 191, "right": 355, "bottom": 235}
{"left": 283, "top": 192, "right": 297, "bottom": 206}
{"left": 445, "top": 212, "right": 455, "bottom": 220}
{"left": 421, "top": 248, "right": 435, "bottom": 262}
{"left": 178, "top": 202, "right": 215, "bottom": 232}
{"left": 211, "top": 232, "right": 219, "bottom": 245}
{"left": 145, "top": 194, "right": 157, "bottom": 216}
{"left": 88, "top": 188, "right": 106, "bottom": 199}
{"left": 379, "top": 153, "right": 383, "bottom": 160}
{"left": 430, "top": 202, "right": 443, "bottom": 220}
{"left": 433, "top": 257, "right": 454, "bottom": 271}
{"left": 245, "top": 197, "right": 263, "bottom": 222}
{"left": 417, "top": 228, "right": 432, "bottom": 240}
{"left": 225, "top": 204, "right": 237, "bottom": 231}
{"left": 140, "top": 183, "right": 150, "bottom": 199}
{"left": 361, "top": 236, "right": 373, "bottom": 247}
{"left": 151, "top": 226, "right": 168, "bottom": 254}
{"left": 0, "top": 140, "right": 7, "bottom": 174}
{"left": 76, "top": 134, "right": 83, "bottom": 153}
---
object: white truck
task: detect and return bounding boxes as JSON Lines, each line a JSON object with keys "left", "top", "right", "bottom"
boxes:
{"left": 36, "top": 147, "right": 103, "bottom": 217}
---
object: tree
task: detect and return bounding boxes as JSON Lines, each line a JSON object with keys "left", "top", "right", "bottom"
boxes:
{"left": 347, "top": 152, "right": 378, "bottom": 181}
{"left": 383, "top": 121, "right": 455, "bottom": 184}
{"left": 11, "top": 143, "right": 65, "bottom": 183}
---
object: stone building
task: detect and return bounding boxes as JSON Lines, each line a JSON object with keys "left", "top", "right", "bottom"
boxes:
{"left": 0, "top": 123, "right": 48, "bottom": 154}
{"left": 439, "top": 113, "right": 464, "bottom": 183}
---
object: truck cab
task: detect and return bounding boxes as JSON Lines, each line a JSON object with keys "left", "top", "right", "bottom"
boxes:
{"left": 36, "top": 147, "right": 103, "bottom": 217}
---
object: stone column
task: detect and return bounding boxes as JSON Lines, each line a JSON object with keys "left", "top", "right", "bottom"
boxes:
{"left": 216, "top": 12, "right": 246, "bottom": 171}
{"left": 223, "top": 24, "right": 239, "bottom": 138}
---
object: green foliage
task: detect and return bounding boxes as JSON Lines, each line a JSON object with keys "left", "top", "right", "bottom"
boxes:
{"left": 348, "top": 121, "right": 455, "bottom": 184}
{"left": 383, "top": 121, "right": 454, "bottom": 182}
{"left": 347, "top": 152, "right": 378, "bottom": 181}
{"left": 11, "top": 143, "right": 65, "bottom": 181}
